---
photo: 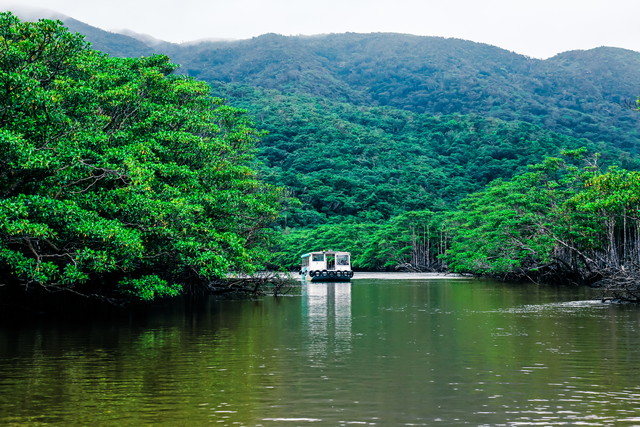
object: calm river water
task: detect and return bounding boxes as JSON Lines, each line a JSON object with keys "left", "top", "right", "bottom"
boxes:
{"left": 2, "top": 275, "right": 640, "bottom": 425}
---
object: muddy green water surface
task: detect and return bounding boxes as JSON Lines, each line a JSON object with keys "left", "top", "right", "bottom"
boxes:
{"left": 1, "top": 276, "right": 639, "bottom": 425}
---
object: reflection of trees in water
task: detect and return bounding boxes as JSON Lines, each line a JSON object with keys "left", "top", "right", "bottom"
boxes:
{"left": 303, "top": 283, "right": 352, "bottom": 357}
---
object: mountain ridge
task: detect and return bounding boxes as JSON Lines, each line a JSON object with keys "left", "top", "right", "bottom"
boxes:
{"left": 4, "top": 9, "right": 640, "bottom": 261}
{"left": 157, "top": 32, "right": 640, "bottom": 152}
{"left": 7, "top": 9, "right": 640, "bottom": 154}
{"left": 9, "top": 7, "right": 639, "bottom": 61}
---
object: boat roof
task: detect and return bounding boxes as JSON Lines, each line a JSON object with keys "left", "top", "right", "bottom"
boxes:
{"left": 301, "top": 251, "right": 350, "bottom": 258}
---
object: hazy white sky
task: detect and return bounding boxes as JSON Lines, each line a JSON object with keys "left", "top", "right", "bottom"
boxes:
{"left": 1, "top": 0, "right": 639, "bottom": 58}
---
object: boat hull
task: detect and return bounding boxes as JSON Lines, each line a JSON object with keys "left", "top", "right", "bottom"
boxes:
{"left": 302, "top": 270, "right": 353, "bottom": 282}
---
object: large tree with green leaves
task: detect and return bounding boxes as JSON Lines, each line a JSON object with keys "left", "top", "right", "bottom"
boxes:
{"left": 0, "top": 13, "right": 281, "bottom": 302}
{"left": 444, "top": 151, "right": 595, "bottom": 280}
{"left": 444, "top": 149, "right": 640, "bottom": 295}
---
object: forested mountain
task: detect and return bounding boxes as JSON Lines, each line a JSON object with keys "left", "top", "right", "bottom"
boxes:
{"left": 21, "top": 10, "right": 640, "bottom": 153}
{"left": 213, "top": 86, "right": 636, "bottom": 227}
{"left": 9, "top": 11, "right": 640, "bottom": 280}
{"left": 163, "top": 34, "right": 640, "bottom": 153}
{"left": 11, "top": 8, "right": 156, "bottom": 57}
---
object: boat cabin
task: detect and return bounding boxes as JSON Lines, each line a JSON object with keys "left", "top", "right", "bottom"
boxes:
{"left": 300, "top": 250, "right": 353, "bottom": 281}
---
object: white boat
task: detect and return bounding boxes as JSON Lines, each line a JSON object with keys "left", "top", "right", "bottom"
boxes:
{"left": 300, "top": 251, "right": 353, "bottom": 282}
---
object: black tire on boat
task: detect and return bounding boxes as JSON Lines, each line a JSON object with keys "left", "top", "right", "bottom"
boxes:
{"left": 309, "top": 270, "right": 315, "bottom": 277}
{"left": 329, "top": 271, "right": 336, "bottom": 278}
{"left": 321, "top": 270, "right": 328, "bottom": 277}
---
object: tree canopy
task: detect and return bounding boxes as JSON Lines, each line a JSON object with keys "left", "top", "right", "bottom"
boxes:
{"left": 443, "top": 150, "right": 640, "bottom": 297}
{"left": 0, "top": 13, "right": 281, "bottom": 302}
{"left": 5, "top": 12, "right": 640, "bottom": 305}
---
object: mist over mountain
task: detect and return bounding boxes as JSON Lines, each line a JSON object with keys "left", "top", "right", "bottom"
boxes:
{"left": 9, "top": 7, "right": 157, "bottom": 56}
{"left": 7, "top": 9, "right": 640, "bottom": 227}
{"left": 161, "top": 33, "right": 640, "bottom": 152}
{"left": 32, "top": 10, "right": 637, "bottom": 154}
{"left": 12, "top": 9, "right": 640, "bottom": 142}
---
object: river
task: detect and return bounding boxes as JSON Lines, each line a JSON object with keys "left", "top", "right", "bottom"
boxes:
{"left": 1, "top": 275, "right": 640, "bottom": 425}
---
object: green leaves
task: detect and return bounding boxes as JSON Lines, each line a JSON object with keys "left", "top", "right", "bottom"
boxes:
{"left": 444, "top": 152, "right": 640, "bottom": 283}
{"left": 117, "top": 276, "right": 181, "bottom": 301}
{"left": 0, "top": 13, "right": 282, "bottom": 301}
{"left": 216, "top": 83, "right": 635, "bottom": 229}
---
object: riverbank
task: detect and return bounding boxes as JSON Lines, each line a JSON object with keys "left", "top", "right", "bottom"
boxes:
{"left": 252, "top": 271, "right": 467, "bottom": 281}
{"left": 350, "top": 272, "right": 466, "bottom": 280}
{"left": 285, "top": 271, "right": 467, "bottom": 281}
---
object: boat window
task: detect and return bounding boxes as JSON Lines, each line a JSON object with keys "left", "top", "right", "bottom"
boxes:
{"left": 336, "top": 254, "right": 350, "bottom": 265}
{"left": 312, "top": 253, "right": 324, "bottom": 262}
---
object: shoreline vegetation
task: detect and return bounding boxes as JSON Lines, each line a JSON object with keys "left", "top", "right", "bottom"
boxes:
{"left": 2, "top": 13, "right": 640, "bottom": 312}
{"left": 0, "top": 13, "right": 282, "bottom": 307}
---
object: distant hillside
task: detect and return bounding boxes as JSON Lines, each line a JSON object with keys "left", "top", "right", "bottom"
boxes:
{"left": 213, "top": 86, "right": 638, "bottom": 226}
{"left": 161, "top": 33, "right": 640, "bottom": 153}
{"left": 13, "top": 11, "right": 640, "bottom": 153}
{"left": 7, "top": 10, "right": 640, "bottom": 228}
{"left": 10, "top": 7, "right": 156, "bottom": 57}
{"left": 61, "top": 17, "right": 158, "bottom": 57}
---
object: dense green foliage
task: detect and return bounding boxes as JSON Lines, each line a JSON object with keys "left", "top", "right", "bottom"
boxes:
{"left": 216, "top": 86, "right": 636, "bottom": 227}
{"left": 107, "top": 31, "right": 638, "bottom": 274}
{"left": 207, "top": 86, "right": 636, "bottom": 271}
{"left": 275, "top": 210, "right": 449, "bottom": 271}
{"left": 51, "top": 23, "right": 640, "bottom": 154}
{"left": 445, "top": 151, "right": 640, "bottom": 295}
{"left": 7, "top": 13, "right": 640, "bottom": 297}
{"left": 156, "top": 33, "right": 640, "bottom": 154}
{"left": 0, "top": 14, "right": 281, "bottom": 301}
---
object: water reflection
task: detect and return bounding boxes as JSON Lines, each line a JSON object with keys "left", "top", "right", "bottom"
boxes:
{"left": 302, "top": 282, "right": 352, "bottom": 356}
{"left": 2, "top": 278, "right": 640, "bottom": 425}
